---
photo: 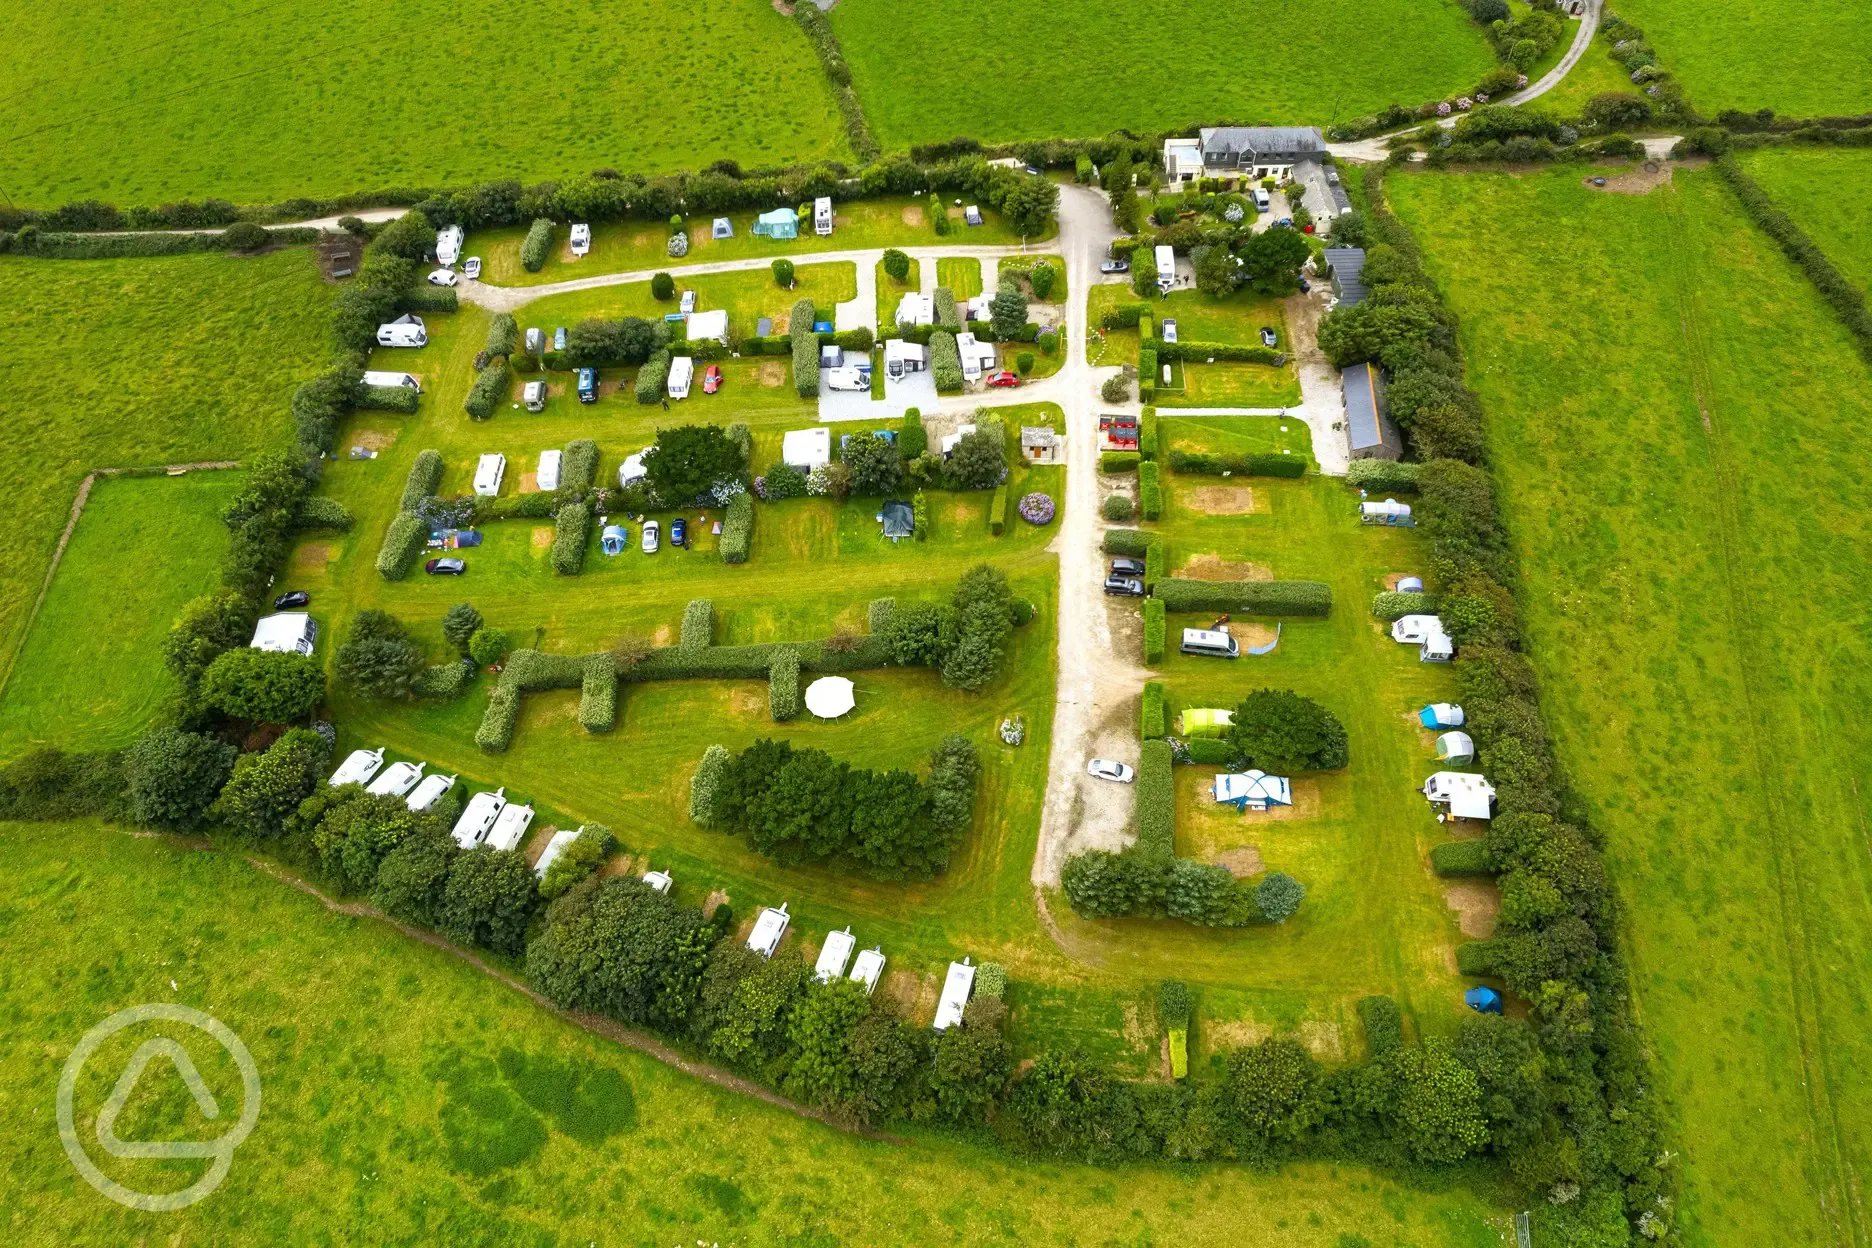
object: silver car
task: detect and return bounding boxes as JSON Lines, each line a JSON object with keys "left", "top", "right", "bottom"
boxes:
{"left": 1087, "top": 759, "right": 1135, "bottom": 784}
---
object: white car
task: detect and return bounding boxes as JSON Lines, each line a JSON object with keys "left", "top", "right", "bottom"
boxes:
{"left": 462, "top": 256, "right": 482, "bottom": 280}
{"left": 641, "top": 519, "right": 660, "bottom": 553}
{"left": 1087, "top": 759, "right": 1135, "bottom": 784}
{"left": 427, "top": 268, "right": 458, "bottom": 286}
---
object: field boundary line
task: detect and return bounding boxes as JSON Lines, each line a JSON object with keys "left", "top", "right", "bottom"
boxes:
{"left": 0, "top": 461, "right": 241, "bottom": 709}
{"left": 1660, "top": 184, "right": 1861, "bottom": 1247}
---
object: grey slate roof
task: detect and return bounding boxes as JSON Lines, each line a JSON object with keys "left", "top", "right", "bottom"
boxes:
{"left": 1324, "top": 248, "right": 1368, "bottom": 307}
{"left": 1342, "top": 362, "right": 1402, "bottom": 459}
{"left": 1199, "top": 126, "right": 1327, "bottom": 161}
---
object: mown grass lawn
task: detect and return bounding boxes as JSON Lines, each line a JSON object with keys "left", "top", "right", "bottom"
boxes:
{"left": 1605, "top": 0, "right": 1872, "bottom": 117}
{"left": 936, "top": 256, "right": 983, "bottom": 299}
{"left": 1531, "top": 32, "right": 1651, "bottom": 119}
{"left": 0, "top": 0, "right": 847, "bottom": 205}
{"left": 876, "top": 256, "right": 920, "bottom": 328}
{"left": 829, "top": 0, "right": 1496, "bottom": 148}
{"left": 1391, "top": 163, "right": 1872, "bottom": 1248}
{"left": 0, "top": 819, "right": 1511, "bottom": 1244}
{"left": 1740, "top": 147, "right": 1872, "bottom": 289}
{"left": 0, "top": 472, "right": 238, "bottom": 757}
{"left": 0, "top": 249, "right": 332, "bottom": 698}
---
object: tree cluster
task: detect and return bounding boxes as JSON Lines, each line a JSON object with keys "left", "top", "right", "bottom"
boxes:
{"left": 643, "top": 424, "right": 748, "bottom": 508}
{"left": 882, "top": 564, "right": 1024, "bottom": 691}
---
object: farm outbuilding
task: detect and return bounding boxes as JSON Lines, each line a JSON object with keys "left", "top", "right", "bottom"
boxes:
{"left": 1323, "top": 248, "right": 1368, "bottom": 307}
{"left": 1343, "top": 362, "right": 1402, "bottom": 461}
{"left": 1021, "top": 426, "right": 1060, "bottom": 463}
{"left": 934, "top": 958, "right": 976, "bottom": 1031}
{"left": 748, "top": 904, "right": 791, "bottom": 958}
{"left": 753, "top": 208, "right": 798, "bottom": 239}
{"left": 1435, "top": 731, "right": 1476, "bottom": 765}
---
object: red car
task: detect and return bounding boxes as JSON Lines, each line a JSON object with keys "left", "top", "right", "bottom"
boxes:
{"left": 987, "top": 371, "right": 1021, "bottom": 388}
{"left": 702, "top": 364, "right": 723, "bottom": 394}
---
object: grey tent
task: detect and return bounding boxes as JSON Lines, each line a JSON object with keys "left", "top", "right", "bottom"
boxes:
{"left": 712, "top": 217, "right": 733, "bottom": 239}
{"left": 880, "top": 500, "right": 914, "bottom": 539}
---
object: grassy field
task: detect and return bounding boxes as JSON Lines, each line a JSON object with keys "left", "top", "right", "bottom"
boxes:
{"left": 1608, "top": 0, "right": 1872, "bottom": 117}
{"left": 936, "top": 256, "right": 983, "bottom": 299}
{"left": 0, "top": 819, "right": 1512, "bottom": 1244}
{"left": 0, "top": 472, "right": 238, "bottom": 757}
{"left": 0, "top": 249, "right": 332, "bottom": 699}
{"left": 1741, "top": 147, "right": 1872, "bottom": 289}
{"left": 829, "top": 0, "right": 1496, "bottom": 148}
{"left": 0, "top": 0, "right": 847, "bottom": 205}
{"left": 1391, "top": 163, "right": 1872, "bottom": 1248}
{"left": 877, "top": 256, "right": 921, "bottom": 328}
{"left": 1088, "top": 283, "right": 1301, "bottom": 406}
{"left": 1532, "top": 32, "right": 1651, "bottom": 120}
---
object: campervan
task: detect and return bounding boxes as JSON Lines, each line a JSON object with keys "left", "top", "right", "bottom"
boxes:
{"left": 1180, "top": 628, "right": 1240, "bottom": 658}
{"left": 1253, "top": 188, "right": 1272, "bottom": 212}
{"left": 436, "top": 225, "right": 464, "bottom": 267}
{"left": 1154, "top": 245, "right": 1175, "bottom": 292}
{"left": 522, "top": 380, "right": 547, "bottom": 412}
{"left": 576, "top": 367, "right": 598, "bottom": 403}
{"left": 362, "top": 370, "right": 421, "bottom": 392}
{"left": 451, "top": 788, "right": 507, "bottom": 849}
{"left": 825, "top": 366, "right": 871, "bottom": 392}
{"left": 376, "top": 315, "right": 427, "bottom": 348}
{"left": 569, "top": 223, "right": 591, "bottom": 256}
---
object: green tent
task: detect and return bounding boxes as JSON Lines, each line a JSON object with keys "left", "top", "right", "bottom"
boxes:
{"left": 753, "top": 208, "right": 799, "bottom": 240}
{"left": 1177, "top": 708, "right": 1233, "bottom": 738}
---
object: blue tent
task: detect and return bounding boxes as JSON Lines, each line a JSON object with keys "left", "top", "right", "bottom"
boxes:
{"left": 601, "top": 525, "right": 627, "bottom": 556}
{"left": 1464, "top": 986, "right": 1503, "bottom": 1015}
{"left": 753, "top": 208, "right": 799, "bottom": 240}
{"left": 1419, "top": 702, "right": 1465, "bottom": 729}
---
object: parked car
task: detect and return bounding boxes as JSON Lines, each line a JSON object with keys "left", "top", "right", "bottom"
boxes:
{"left": 671, "top": 518, "right": 688, "bottom": 547}
{"left": 576, "top": 367, "right": 598, "bottom": 403}
{"left": 273, "top": 590, "right": 310, "bottom": 609}
{"left": 1087, "top": 759, "right": 1136, "bottom": 784}
{"left": 1161, "top": 318, "right": 1178, "bottom": 344}
{"left": 553, "top": 327, "right": 566, "bottom": 351}
{"left": 427, "top": 269, "right": 458, "bottom": 286}
{"left": 1276, "top": 217, "right": 1294, "bottom": 229}
{"left": 1103, "top": 575, "right": 1145, "bottom": 597}
{"left": 425, "top": 558, "right": 466, "bottom": 576}
{"left": 702, "top": 364, "right": 722, "bottom": 395}
{"left": 1260, "top": 327, "right": 1278, "bottom": 348}
{"left": 1100, "top": 259, "right": 1130, "bottom": 274}
{"left": 641, "top": 520, "right": 660, "bottom": 553}
{"left": 987, "top": 371, "right": 1021, "bottom": 388}
{"left": 462, "top": 256, "right": 482, "bottom": 280}
{"left": 1024, "top": 166, "right": 1043, "bottom": 176}
{"left": 1109, "top": 558, "right": 1145, "bottom": 577}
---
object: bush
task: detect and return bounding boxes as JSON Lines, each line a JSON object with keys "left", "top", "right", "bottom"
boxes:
{"left": 900, "top": 409, "right": 928, "bottom": 459}
{"left": 1183, "top": 737, "right": 1236, "bottom": 765}
{"left": 1357, "top": 995, "right": 1405, "bottom": 1056}
{"left": 401, "top": 449, "right": 444, "bottom": 510}
{"left": 464, "top": 358, "right": 510, "bottom": 420}
{"left": 539, "top": 823, "right": 615, "bottom": 900}
{"left": 912, "top": 490, "right": 930, "bottom": 541}
{"left": 295, "top": 495, "right": 354, "bottom": 532}
{"left": 560, "top": 438, "right": 599, "bottom": 494}
{"left": 1142, "top": 598, "right": 1166, "bottom": 664}
{"left": 1138, "top": 409, "right": 1160, "bottom": 461}
{"left": 929, "top": 330, "right": 964, "bottom": 392}
{"left": 579, "top": 653, "right": 618, "bottom": 732}
{"left": 1141, "top": 681, "right": 1165, "bottom": 738}
{"left": 1143, "top": 541, "right": 1164, "bottom": 591}
{"left": 681, "top": 599, "right": 714, "bottom": 649}
{"left": 635, "top": 349, "right": 672, "bottom": 403}
{"left": 1102, "top": 494, "right": 1135, "bottom": 521}
{"left": 1431, "top": 839, "right": 1494, "bottom": 876}
{"left": 411, "top": 660, "right": 473, "bottom": 700}
{"left": 1015, "top": 351, "right": 1036, "bottom": 376}
{"left": 651, "top": 271, "right": 676, "bottom": 300}
{"left": 1255, "top": 872, "right": 1305, "bottom": 922}
{"left": 221, "top": 221, "right": 269, "bottom": 251}
{"left": 126, "top": 728, "right": 236, "bottom": 831}
{"left": 1153, "top": 578, "right": 1332, "bottom": 617}
{"left": 1225, "top": 689, "right": 1349, "bottom": 773}
{"left": 690, "top": 745, "right": 734, "bottom": 826}
{"left": 1138, "top": 461, "right": 1163, "bottom": 519}
{"left": 201, "top": 648, "right": 324, "bottom": 723}
{"left": 521, "top": 218, "right": 554, "bottom": 271}
{"left": 934, "top": 287, "right": 962, "bottom": 332}
{"left": 1456, "top": 940, "right": 1500, "bottom": 977}
{"left": 1372, "top": 590, "right": 1438, "bottom": 620}
{"left": 1100, "top": 374, "right": 1130, "bottom": 403}
{"left": 486, "top": 313, "right": 518, "bottom": 357}
{"left": 376, "top": 510, "right": 427, "bottom": 580}
{"left": 988, "top": 486, "right": 1008, "bottom": 535}
{"left": 476, "top": 686, "right": 519, "bottom": 752}
{"left": 772, "top": 258, "right": 795, "bottom": 287}
{"left": 945, "top": 425, "right": 1005, "bottom": 490}
{"left": 1135, "top": 740, "right": 1176, "bottom": 857}
{"left": 356, "top": 384, "right": 419, "bottom": 414}
{"left": 791, "top": 298, "right": 821, "bottom": 398}
{"left": 1100, "top": 451, "right": 1140, "bottom": 474}
{"left": 769, "top": 649, "right": 801, "bottom": 721}
{"left": 867, "top": 598, "right": 896, "bottom": 634}
{"left": 550, "top": 504, "right": 590, "bottom": 575}
{"left": 1345, "top": 458, "right": 1422, "bottom": 493}
{"left": 720, "top": 492, "right": 754, "bottom": 564}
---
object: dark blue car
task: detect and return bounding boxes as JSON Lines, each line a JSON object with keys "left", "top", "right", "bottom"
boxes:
{"left": 671, "top": 518, "right": 687, "bottom": 547}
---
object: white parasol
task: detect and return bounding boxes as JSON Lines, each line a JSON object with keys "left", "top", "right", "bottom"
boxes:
{"left": 803, "top": 676, "right": 856, "bottom": 719}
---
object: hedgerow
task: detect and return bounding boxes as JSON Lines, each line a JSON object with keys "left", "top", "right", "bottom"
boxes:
{"left": 1346, "top": 458, "right": 1422, "bottom": 493}
{"left": 988, "top": 485, "right": 1008, "bottom": 535}
{"left": 1430, "top": 840, "right": 1493, "bottom": 876}
{"left": 1168, "top": 449, "right": 1305, "bottom": 478}
{"left": 1153, "top": 578, "right": 1332, "bottom": 617}
{"left": 401, "top": 449, "right": 444, "bottom": 509}
{"left": 486, "top": 313, "right": 518, "bottom": 357}
{"left": 1372, "top": 590, "right": 1438, "bottom": 620}
{"left": 1143, "top": 541, "right": 1164, "bottom": 591}
{"left": 578, "top": 653, "right": 618, "bottom": 732}
{"left": 790, "top": 298, "right": 820, "bottom": 397}
{"left": 1139, "top": 461, "right": 1163, "bottom": 519}
{"left": 560, "top": 438, "right": 598, "bottom": 494}
{"left": 294, "top": 495, "right": 353, "bottom": 532}
{"left": 933, "top": 287, "right": 961, "bottom": 332}
{"left": 680, "top": 599, "right": 714, "bottom": 649}
{"left": 521, "top": 218, "right": 554, "bottom": 271}
{"left": 1141, "top": 681, "right": 1165, "bottom": 738}
{"left": 550, "top": 504, "right": 590, "bottom": 575}
{"left": 1102, "top": 528, "right": 1157, "bottom": 556}
{"left": 1138, "top": 408, "right": 1159, "bottom": 460}
{"left": 929, "top": 329, "right": 963, "bottom": 392}
{"left": 634, "top": 349, "right": 671, "bottom": 404}
{"left": 356, "top": 384, "right": 420, "bottom": 414}
{"left": 376, "top": 510, "right": 427, "bottom": 580}
{"left": 1155, "top": 340, "right": 1281, "bottom": 364}
{"left": 1142, "top": 598, "right": 1166, "bottom": 664}
{"left": 464, "top": 358, "right": 510, "bottom": 419}
{"left": 768, "top": 649, "right": 801, "bottom": 721}
{"left": 689, "top": 744, "right": 734, "bottom": 827}
{"left": 1100, "top": 451, "right": 1140, "bottom": 473}
{"left": 719, "top": 492, "right": 754, "bottom": 564}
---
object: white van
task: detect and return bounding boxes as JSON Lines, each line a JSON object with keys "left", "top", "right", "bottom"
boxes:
{"left": 522, "top": 380, "right": 547, "bottom": 412}
{"left": 825, "top": 366, "right": 870, "bottom": 392}
{"left": 451, "top": 788, "right": 507, "bottom": 849}
{"left": 362, "top": 370, "right": 421, "bottom": 392}
{"left": 376, "top": 315, "right": 427, "bottom": 348}
{"left": 473, "top": 453, "right": 506, "bottom": 497}
{"left": 1181, "top": 628, "right": 1240, "bottom": 658}
{"left": 436, "top": 225, "right": 464, "bottom": 267}
{"left": 1253, "top": 188, "right": 1272, "bottom": 212}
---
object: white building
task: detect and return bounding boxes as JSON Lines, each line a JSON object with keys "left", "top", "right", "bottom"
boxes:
{"left": 1424, "top": 771, "right": 1496, "bottom": 821}
{"left": 747, "top": 904, "right": 790, "bottom": 958}
{"left": 1161, "top": 127, "right": 1327, "bottom": 184}
{"left": 955, "top": 332, "right": 997, "bottom": 381}
{"left": 686, "top": 308, "right": 729, "bottom": 344}
{"left": 934, "top": 958, "right": 976, "bottom": 1031}
{"left": 814, "top": 928, "right": 856, "bottom": 982}
{"left": 250, "top": 612, "right": 317, "bottom": 656}
{"left": 781, "top": 427, "right": 831, "bottom": 472}
{"left": 894, "top": 292, "right": 934, "bottom": 327}
{"left": 473, "top": 452, "right": 506, "bottom": 497}
{"left": 328, "top": 747, "right": 385, "bottom": 788}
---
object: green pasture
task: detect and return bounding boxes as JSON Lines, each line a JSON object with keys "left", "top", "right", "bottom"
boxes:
{"left": 0, "top": 0, "right": 846, "bottom": 205}
{"left": 0, "top": 819, "right": 1510, "bottom": 1244}
{"left": 0, "top": 249, "right": 331, "bottom": 695}
{"left": 1531, "top": 32, "right": 1650, "bottom": 120}
{"left": 1392, "top": 163, "right": 1872, "bottom": 1248}
{"left": 1741, "top": 147, "right": 1872, "bottom": 289}
{"left": 1608, "top": 0, "right": 1872, "bottom": 118}
{"left": 829, "top": 0, "right": 1496, "bottom": 149}
{"left": 0, "top": 472, "right": 238, "bottom": 758}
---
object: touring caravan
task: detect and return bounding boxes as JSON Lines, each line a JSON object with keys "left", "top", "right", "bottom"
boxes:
{"left": 1154, "top": 245, "right": 1175, "bottom": 293}
{"left": 451, "top": 788, "right": 507, "bottom": 849}
{"left": 362, "top": 370, "right": 421, "bottom": 392}
{"left": 405, "top": 772, "right": 456, "bottom": 813}
{"left": 328, "top": 747, "right": 385, "bottom": 788}
{"left": 813, "top": 196, "right": 834, "bottom": 236}
{"left": 522, "top": 380, "right": 547, "bottom": 412}
{"left": 473, "top": 453, "right": 506, "bottom": 497}
{"left": 667, "top": 356, "right": 695, "bottom": 400}
{"left": 485, "top": 801, "right": 535, "bottom": 852}
{"left": 435, "top": 225, "right": 464, "bottom": 267}
{"left": 366, "top": 760, "right": 425, "bottom": 798}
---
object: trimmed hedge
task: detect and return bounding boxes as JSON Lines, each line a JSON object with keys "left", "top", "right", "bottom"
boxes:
{"left": 1143, "top": 541, "right": 1164, "bottom": 591}
{"left": 1102, "top": 528, "right": 1158, "bottom": 556}
{"left": 397, "top": 286, "right": 457, "bottom": 316}
{"left": 726, "top": 422, "right": 752, "bottom": 468}
{"left": 1183, "top": 737, "right": 1236, "bottom": 765}
{"left": 1153, "top": 578, "right": 1332, "bottom": 617}
{"left": 1135, "top": 740, "right": 1175, "bottom": 857}
{"left": 464, "top": 358, "right": 510, "bottom": 420}
{"left": 1345, "top": 458, "right": 1421, "bottom": 493}
{"left": 690, "top": 744, "right": 733, "bottom": 825}
{"left": 1098, "top": 301, "right": 1151, "bottom": 330}
{"left": 476, "top": 686, "right": 519, "bottom": 752}
{"left": 1139, "top": 407, "right": 1159, "bottom": 461}
{"left": 929, "top": 329, "right": 963, "bottom": 392}
{"left": 933, "top": 287, "right": 961, "bottom": 331}
{"left": 912, "top": 490, "right": 929, "bottom": 540}
{"left": 1100, "top": 451, "right": 1140, "bottom": 474}
{"left": 1143, "top": 598, "right": 1166, "bottom": 664}
{"left": 680, "top": 599, "right": 714, "bottom": 649}
{"left": 1372, "top": 590, "right": 1438, "bottom": 621}
{"left": 1430, "top": 840, "right": 1494, "bottom": 877}
{"left": 479, "top": 491, "right": 557, "bottom": 521}
{"left": 989, "top": 485, "right": 1008, "bottom": 535}
{"left": 1168, "top": 449, "right": 1305, "bottom": 478}
{"left": 357, "top": 384, "right": 420, "bottom": 414}
{"left": 1139, "top": 347, "right": 1159, "bottom": 389}
{"left": 521, "top": 218, "right": 554, "bottom": 272}
{"left": 579, "top": 653, "right": 618, "bottom": 732}
{"left": 1141, "top": 681, "right": 1165, "bottom": 738}
{"left": 550, "top": 504, "right": 590, "bottom": 575}
{"left": 768, "top": 648, "right": 801, "bottom": 721}
{"left": 629, "top": 634, "right": 893, "bottom": 683}
{"left": 1456, "top": 939, "right": 1500, "bottom": 977}
{"left": 411, "top": 659, "right": 473, "bottom": 700}
{"left": 790, "top": 298, "right": 820, "bottom": 397}
{"left": 402, "top": 449, "right": 444, "bottom": 510}
{"left": 720, "top": 492, "right": 753, "bottom": 564}
{"left": 560, "top": 438, "right": 598, "bottom": 494}
{"left": 486, "top": 313, "right": 519, "bottom": 357}
{"left": 376, "top": 510, "right": 427, "bottom": 580}
{"left": 1157, "top": 340, "right": 1281, "bottom": 365}
{"left": 635, "top": 349, "right": 671, "bottom": 404}
{"left": 294, "top": 495, "right": 354, "bottom": 532}
{"left": 1139, "top": 461, "right": 1162, "bottom": 519}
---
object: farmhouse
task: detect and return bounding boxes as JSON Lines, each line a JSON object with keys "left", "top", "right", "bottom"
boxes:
{"left": 250, "top": 611, "right": 317, "bottom": 655}
{"left": 782, "top": 426, "right": 831, "bottom": 472}
{"left": 1162, "top": 126, "right": 1327, "bottom": 184}
{"left": 1343, "top": 362, "right": 1402, "bottom": 461}
{"left": 934, "top": 957, "right": 976, "bottom": 1031}
{"left": 1324, "top": 248, "right": 1369, "bottom": 307}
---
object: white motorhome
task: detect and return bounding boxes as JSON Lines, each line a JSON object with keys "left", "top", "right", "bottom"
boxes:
{"left": 522, "top": 380, "right": 548, "bottom": 412}
{"left": 376, "top": 314, "right": 427, "bottom": 348}
{"left": 366, "top": 760, "right": 425, "bottom": 798}
{"left": 1154, "top": 245, "right": 1175, "bottom": 292}
{"left": 747, "top": 904, "right": 790, "bottom": 958}
{"left": 328, "top": 747, "right": 386, "bottom": 788}
{"left": 1253, "top": 188, "right": 1272, "bottom": 212}
{"left": 537, "top": 449, "right": 562, "bottom": 491}
{"left": 406, "top": 772, "right": 456, "bottom": 813}
{"left": 451, "top": 788, "right": 507, "bottom": 849}
{"left": 1180, "top": 627, "right": 1240, "bottom": 658}
{"left": 473, "top": 453, "right": 506, "bottom": 497}
{"left": 569, "top": 223, "right": 591, "bottom": 256}
{"left": 824, "top": 366, "right": 871, "bottom": 392}
{"left": 814, "top": 928, "right": 856, "bottom": 983}
{"left": 667, "top": 356, "right": 695, "bottom": 400}
{"left": 813, "top": 196, "right": 834, "bottom": 236}
{"left": 485, "top": 801, "right": 535, "bottom": 852}
{"left": 362, "top": 370, "right": 421, "bottom": 392}
{"left": 436, "top": 225, "right": 464, "bottom": 267}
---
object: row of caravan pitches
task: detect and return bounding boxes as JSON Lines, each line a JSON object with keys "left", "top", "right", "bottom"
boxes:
{"left": 744, "top": 904, "right": 980, "bottom": 1032}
